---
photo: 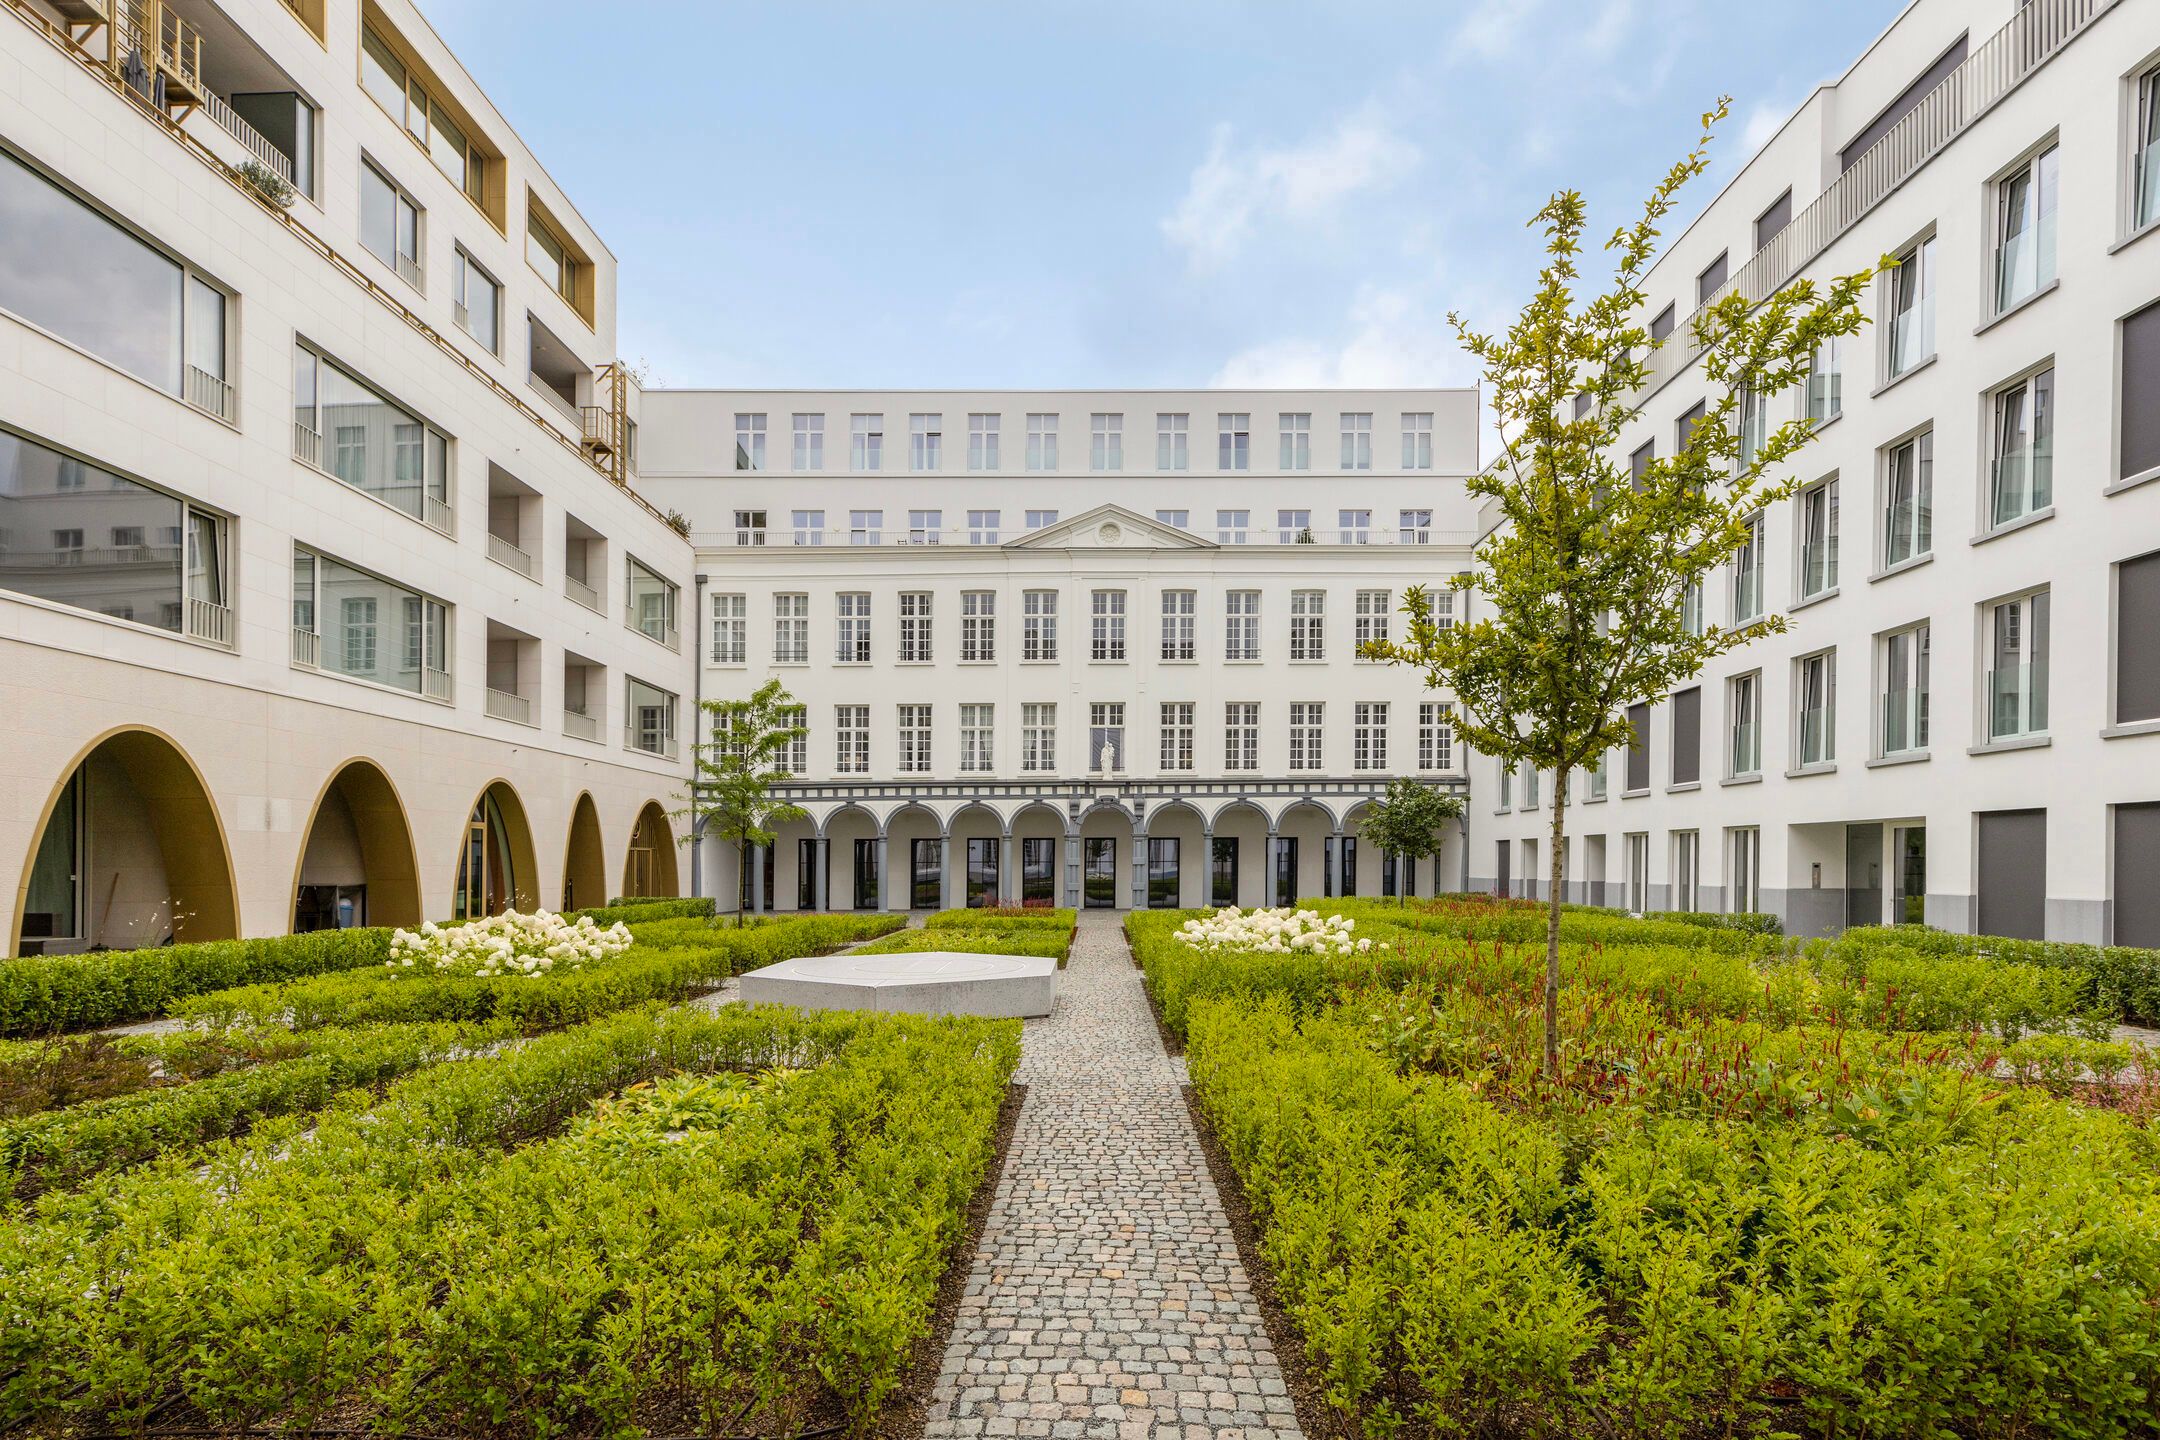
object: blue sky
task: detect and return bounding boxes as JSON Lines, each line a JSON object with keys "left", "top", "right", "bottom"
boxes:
{"left": 423, "top": 0, "right": 1905, "bottom": 392}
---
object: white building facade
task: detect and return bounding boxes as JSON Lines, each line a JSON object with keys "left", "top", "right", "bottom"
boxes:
{"left": 1481, "top": 0, "right": 2160, "bottom": 942}
{"left": 0, "top": 0, "right": 698, "bottom": 954}
{"left": 636, "top": 390, "right": 1484, "bottom": 912}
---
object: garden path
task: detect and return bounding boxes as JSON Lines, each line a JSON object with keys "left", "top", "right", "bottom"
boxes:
{"left": 921, "top": 909, "right": 1301, "bottom": 1440}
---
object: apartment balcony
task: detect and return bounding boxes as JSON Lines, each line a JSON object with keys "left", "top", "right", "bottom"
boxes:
{"left": 486, "top": 532, "right": 536, "bottom": 580}
{"left": 184, "top": 594, "right": 230, "bottom": 647}
{"left": 290, "top": 625, "right": 320, "bottom": 668}
{"left": 564, "top": 573, "right": 601, "bottom": 613}
{"left": 484, "top": 687, "right": 534, "bottom": 726}
{"left": 562, "top": 708, "right": 600, "bottom": 742}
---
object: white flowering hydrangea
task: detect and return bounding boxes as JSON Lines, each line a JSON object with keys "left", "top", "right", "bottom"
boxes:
{"left": 1174, "top": 906, "right": 1382, "bottom": 956}
{"left": 387, "top": 909, "right": 634, "bottom": 978}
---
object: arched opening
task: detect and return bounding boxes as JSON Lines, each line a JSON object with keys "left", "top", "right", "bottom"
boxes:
{"left": 13, "top": 727, "right": 236, "bottom": 956}
{"left": 451, "top": 781, "right": 539, "bottom": 919}
{"left": 562, "top": 793, "right": 606, "bottom": 912}
{"left": 1144, "top": 801, "right": 1208, "bottom": 909}
{"left": 884, "top": 803, "right": 944, "bottom": 911}
{"left": 621, "top": 800, "right": 680, "bottom": 900}
{"left": 1207, "top": 801, "right": 1271, "bottom": 909}
{"left": 292, "top": 760, "right": 421, "bottom": 931}
{"left": 1009, "top": 801, "right": 1068, "bottom": 909}
{"left": 1078, "top": 802, "right": 1135, "bottom": 910}
{"left": 820, "top": 805, "right": 881, "bottom": 911}
{"left": 947, "top": 803, "right": 1005, "bottom": 908}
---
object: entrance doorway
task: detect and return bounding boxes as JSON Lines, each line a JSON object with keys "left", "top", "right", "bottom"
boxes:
{"left": 1146, "top": 837, "right": 1180, "bottom": 908}
{"left": 1844, "top": 823, "right": 1883, "bottom": 929}
{"left": 910, "top": 839, "right": 943, "bottom": 910}
{"left": 852, "top": 838, "right": 880, "bottom": 910}
{"left": 1274, "top": 837, "right": 1299, "bottom": 906}
{"left": 966, "top": 837, "right": 1000, "bottom": 907}
{"left": 1210, "top": 837, "right": 1238, "bottom": 906}
{"left": 1021, "top": 837, "right": 1057, "bottom": 905}
{"left": 1083, "top": 837, "right": 1117, "bottom": 908}
{"left": 1892, "top": 825, "right": 1926, "bottom": 925}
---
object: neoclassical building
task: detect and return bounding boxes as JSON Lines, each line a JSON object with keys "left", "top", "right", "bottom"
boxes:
{"left": 1, "top": 0, "right": 697, "bottom": 954}
{"left": 635, "top": 391, "right": 1486, "bottom": 912}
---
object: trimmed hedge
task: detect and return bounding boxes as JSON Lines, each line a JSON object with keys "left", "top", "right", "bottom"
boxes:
{"left": 922, "top": 907, "right": 1078, "bottom": 932}
{"left": 576, "top": 896, "right": 717, "bottom": 925}
{"left": 854, "top": 928, "right": 1072, "bottom": 963}
{"left": 1828, "top": 925, "right": 2160, "bottom": 1029}
{"left": 0, "top": 928, "right": 394, "bottom": 1037}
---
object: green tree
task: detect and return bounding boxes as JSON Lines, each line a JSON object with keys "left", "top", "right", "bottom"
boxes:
{"left": 1365, "top": 100, "right": 1876, "bottom": 1076}
{"left": 677, "top": 678, "right": 808, "bottom": 926}
{"left": 1357, "top": 779, "right": 1466, "bottom": 905}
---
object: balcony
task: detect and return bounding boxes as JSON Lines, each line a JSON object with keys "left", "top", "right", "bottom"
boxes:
{"left": 564, "top": 573, "right": 601, "bottom": 612}
{"left": 184, "top": 594, "right": 230, "bottom": 646}
{"left": 563, "top": 708, "right": 600, "bottom": 742}
{"left": 486, "top": 533, "right": 535, "bottom": 578}
{"left": 485, "top": 687, "right": 533, "bottom": 726}
{"left": 291, "top": 626, "right": 320, "bottom": 668}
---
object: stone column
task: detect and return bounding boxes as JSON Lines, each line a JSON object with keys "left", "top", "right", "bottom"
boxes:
{"left": 1198, "top": 828, "right": 1212, "bottom": 908}
{"left": 1268, "top": 831, "right": 1285, "bottom": 907}
{"left": 1327, "top": 832, "right": 1344, "bottom": 899}
{"left": 940, "top": 822, "right": 958, "bottom": 911}
{"left": 812, "top": 838, "right": 829, "bottom": 913}
{"left": 875, "top": 834, "right": 891, "bottom": 913}
{"left": 1131, "top": 827, "right": 1149, "bottom": 912}
{"left": 750, "top": 845, "right": 766, "bottom": 913}
{"left": 1001, "top": 830, "right": 1017, "bottom": 906}
{"left": 1064, "top": 831, "right": 1081, "bottom": 910}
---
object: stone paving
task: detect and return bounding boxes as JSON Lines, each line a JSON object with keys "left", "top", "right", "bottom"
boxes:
{"left": 922, "top": 910, "right": 1302, "bottom": 1440}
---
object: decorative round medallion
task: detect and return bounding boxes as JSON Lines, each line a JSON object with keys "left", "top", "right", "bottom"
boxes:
{"left": 1097, "top": 521, "right": 1123, "bottom": 545}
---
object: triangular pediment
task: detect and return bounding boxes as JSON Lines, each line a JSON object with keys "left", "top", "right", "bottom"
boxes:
{"left": 1005, "top": 503, "right": 1216, "bottom": 550}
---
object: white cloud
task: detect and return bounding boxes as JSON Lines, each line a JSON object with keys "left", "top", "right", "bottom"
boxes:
{"left": 1451, "top": 0, "right": 1544, "bottom": 64}
{"left": 1580, "top": 0, "right": 1638, "bottom": 58}
{"left": 1741, "top": 98, "right": 1790, "bottom": 156}
{"left": 1161, "top": 109, "right": 1420, "bottom": 269}
{"left": 1209, "top": 287, "right": 1477, "bottom": 390}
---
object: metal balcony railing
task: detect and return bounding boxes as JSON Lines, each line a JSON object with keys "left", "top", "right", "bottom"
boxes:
{"left": 185, "top": 595, "right": 230, "bottom": 646}
{"left": 422, "top": 666, "right": 453, "bottom": 703}
{"left": 562, "top": 708, "right": 600, "bottom": 742}
{"left": 291, "top": 626, "right": 320, "bottom": 668}
{"left": 564, "top": 573, "right": 601, "bottom": 612}
{"left": 201, "top": 91, "right": 292, "bottom": 184}
{"left": 292, "top": 421, "right": 323, "bottom": 469}
{"left": 394, "top": 252, "right": 423, "bottom": 290}
{"left": 423, "top": 493, "right": 456, "bottom": 538}
{"left": 1635, "top": 0, "right": 2116, "bottom": 401}
{"left": 485, "top": 687, "right": 533, "bottom": 726}
{"left": 486, "top": 532, "right": 536, "bottom": 579}
{"left": 184, "top": 363, "right": 232, "bottom": 421}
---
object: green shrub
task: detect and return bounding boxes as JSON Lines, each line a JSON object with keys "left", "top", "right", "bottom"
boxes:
{"left": 1829, "top": 925, "right": 2160, "bottom": 1027}
{"left": 577, "top": 896, "right": 717, "bottom": 925}
{"left": 0, "top": 928, "right": 394, "bottom": 1037}
{"left": 853, "top": 928, "right": 1071, "bottom": 962}
{"left": 1647, "top": 909, "right": 1784, "bottom": 936}
{"left": 922, "top": 906, "right": 1077, "bottom": 932}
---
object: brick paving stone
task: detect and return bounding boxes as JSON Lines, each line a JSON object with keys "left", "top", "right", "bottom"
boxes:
{"left": 922, "top": 911, "right": 1303, "bottom": 1440}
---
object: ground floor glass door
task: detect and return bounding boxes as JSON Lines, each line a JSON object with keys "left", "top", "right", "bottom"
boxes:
{"left": 798, "top": 838, "right": 823, "bottom": 911}
{"left": 1211, "top": 838, "right": 1238, "bottom": 906}
{"left": 1274, "top": 837, "right": 1299, "bottom": 907}
{"left": 1084, "top": 837, "right": 1117, "bottom": 908}
{"left": 852, "top": 838, "right": 879, "bottom": 910}
{"left": 1147, "top": 837, "right": 1180, "bottom": 908}
{"left": 1893, "top": 826, "right": 1926, "bottom": 925}
{"left": 1021, "top": 838, "right": 1057, "bottom": 905}
{"left": 966, "top": 838, "right": 999, "bottom": 908}
{"left": 910, "top": 839, "right": 943, "bottom": 910}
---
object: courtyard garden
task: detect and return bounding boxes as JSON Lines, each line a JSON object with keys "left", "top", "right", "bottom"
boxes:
{"left": 0, "top": 900, "right": 1021, "bottom": 1437}
{"left": 1133, "top": 896, "right": 2160, "bottom": 1439}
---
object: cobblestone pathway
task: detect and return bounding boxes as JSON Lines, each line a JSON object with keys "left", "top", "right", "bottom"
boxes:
{"left": 923, "top": 910, "right": 1302, "bottom": 1440}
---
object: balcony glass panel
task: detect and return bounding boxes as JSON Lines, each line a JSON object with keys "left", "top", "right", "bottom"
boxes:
{"left": 0, "top": 431, "right": 183, "bottom": 629}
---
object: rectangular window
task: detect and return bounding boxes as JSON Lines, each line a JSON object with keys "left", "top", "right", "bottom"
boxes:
{"left": 1798, "top": 478, "right": 1839, "bottom": 599}
{"left": 1737, "top": 386, "right": 1767, "bottom": 471}
{"left": 1147, "top": 837, "right": 1181, "bottom": 908}
{"left": 1354, "top": 589, "right": 1390, "bottom": 650}
{"left": 525, "top": 208, "right": 581, "bottom": 311}
{"left": 1278, "top": 412, "right": 1310, "bottom": 470}
{"left": 2116, "top": 551, "right": 2160, "bottom": 724}
{"left": 452, "top": 247, "right": 500, "bottom": 353}
{"left": 1353, "top": 701, "right": 1388, "bottom": 771}
{"left": 1218, "top": 412, "right": 1251, "bottom": 470}
{"left": 1987, "top": 590, "right": 2050, "bottom": 741}
{"left": 1088, "top": 702, "right": 1126, "bottom": 772}
{"left": 626, "top": 677, "right": 678, "bottom": 757}
{"left": 1994, "top": 144, "right": 2058, "bottom": 314}
{"left": 1731, "top": 513, "right": 1764, "bottom": 621}
{"left": 1883, "top": 431, "right": 1933, "bottom": 567}
{"left": 779, "top": 706, "right": 808, "bottom": 777}
{"left": 959, "top": 704, "right": 994, "bottom": 773}
{"left": 292, "top": 343, "right": 451, "bottom": 529}
{"left": 1681, "top": 580, "right": 1704, "bottom": 636}
{"left": 1651, "top": 304, "right": 1675, "bottom": 342}
{"left": 1626, "top": 833, "right": 1649, "bottom": 912}
{"left": 1729, "top": 671, "right": 1761, "bottom": 776}
{"left": 1022, "top": 703, "right": 1057, "bottom": 772}
{"left": 910, "top": 412, "right": 942, "bottom": 470}
{"left": 967, "top": 412, "right": 1000, "bottom": 470}
{"left": 1676, "top": 400, "right": 1707, "bottom": 454}
{"left": 1025, "top": 508, "right": 1058, "bottom": 530}
{"left": 907, "top": 510, "right": 941, "bottom": 546}
{"left": 1418, "top": 702, "right": 1455, "bottom": 771}
{"left": 734, "top": 413, "right": 767, "bottom": 471}
{"left": 1026, "top": 412, "right": 1059, "bottom": 470}
{"left": 2126, "top": 300, "right": 2160, "bottom": 483}
{"left": 1277, "top": 509, "right": 1311, "bottom": 544}
{"left": 1160, "top": 589, "right": 1196, "bottom": 660}
{"left": 1402, "top": 412, "right": 1434, "bottom": 469}
{"left": 1672, "top": 831, "right": 1701, "bottom": 912}
{"left": 710, "top": 592, "right": 746, "bottom": 663}
{"left": 961, "top": 590, "right": 996, "bottom": 661}
{"left": 1630, "top": 441, "right": 1654, "bottom": 490}
{"left": 1670, "top": 686, "right": 1701, "bottom": 786}
{"left": 1625, "top": 702, "right": 1651, "bottom": 793}
{"left": 1289, "top": 702, "right": 1324, "bottom": 771}
{"left": 848, "top": 509, "right": 882, "bottom": 546}
{"left": 1224, "top": 702, "right": 1258, "bottom": 771}
{"left": 1887, "top": 236, "right": 1936, "bottom": 378}
{"left": 2138, "top": 65, "right": 2160, "bottom": 232}
{"left": 1160, "top": 701, "right": 1195, "bottom": 771}
{"left": 1156, "top": 412, "right": 1189, "bottom": 470}
{"left": 1090, "top": 589, "right": 1126, "bottom": 661}
{"left": 1338, "top": 509, "right": 1372, "bottom": 544}
{"left": 1090, "top": 412, "right": 1122, "bottom": 470}
{"left": 772, "top": 593, "right": 809, "bottom": 664}
{"left": 1796, "top": 650, "right": 1837, "bottom": 766}
{"left": 1809, "top": 334, "right": 1844, "bottom": 423}
{"left": 792, "top": 413, "right": 825, "bottom": 470}
{"left": 896, "top": 704, "right": 932, "bottom": 774}
{"left": 1729, "top": 827, "right": 1761, "bottom": 914}
{"left": 1023, "top": 589, "right": 1058, "bottom": 660}
{"left": 1290, "top": 590, "right": 1325, "bottom": 660}
{"left": 1340, "top": 412, "right": 1373, "bottom": 470}
{"left": 1991, "top": 367, "right": 2053, "bottom": 527}
{"left": 1225, "top": 590, "right": 1260, "bottom": 660}
{"left": 850, "top": 413, "right": 883, "bottom": 470}
{"left": 360, "top": 159, "right": 423, "bottom": 285}
{"left": 835, "top": 592, "right": 872, "bottom": 663}
{"left": 1882, "top": 622, "right": 1930, "bottom": 755}
{"left": 967, "top": 509, "right": 1000, "bottom": 544}
{"left": 298, "top": 546, "right": 446, "bottom": 694}
{"left": 1216, "top": 509, "right": 1250, "bottom": 543}
{"left": 625, "top": 557, "right": 679, "bottom": 648}
{"left": 1697, "top": 250, "right": 1728, "bottom": 305}
{"left": 898, "top": 591, "right": 933, "bottom": 662}
{"left": 1399, "top": 508, "right": 1433, "bottom": 543}
{"left": 835, "top": 704, "right": 869, "bottom": 774}
{"left": 1755, "top": 189, "right": 1792, "bottom": 251}
{"left": 733, "top": 510, "right": 767, "bottom": 547}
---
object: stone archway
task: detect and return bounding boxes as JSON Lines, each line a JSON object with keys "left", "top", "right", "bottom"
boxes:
{"left": 290, "top": 759, "right": 421, "bottom": 931}
{"left": 451, "top": 780, "right": 540, "bottom": 919}
{"left": 562, "top": 793, "right": 606, "bottom": 912}
{"left": 13, "top": 726, "right": 237, "bottom": 955}
{"left": 621, "top": 800, "right": 680, "bottom": 900}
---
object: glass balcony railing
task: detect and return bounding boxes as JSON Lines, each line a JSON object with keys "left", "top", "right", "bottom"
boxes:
{"left": 2141, "top": 142, "right": 2160, "bottom": 231}
{"left": 1588, "top": 760, "right": 1607, "bottom": 798}
{"left": 1732, "top": 568, "right": 1763, "bottom": 621}
{"left": 1806, "top": 369, "right": 1842, "bottom": 421}
{"left": 1989, "top": 662, "right": 2048, "bottom": 741}
{"left": 1801, "top": 538, "right": 1839, "bottom": 597}
{"left": 1881, "top": 688, "right": 1929, "bottom": 755}
{"left": 1681, "top": 585, "right": 1703, "bottom": 635}
{"left": 1994, "top": 221, "right": 2055, "bottom": 313}
{"left": 1889, "top": 305, "right": 1933, "bottom": 377}
{"left": 1991, "top": 448, "right": 2053, "bottom": 526}
{"left": 1884, "top": 500, "right": 1931, "bottom": 567}
{"left": 1797, "top": 705, "right": 1834, "bottom": 767}
{"left": 1729, "top": 722, "right": 1759, "bottom": 777}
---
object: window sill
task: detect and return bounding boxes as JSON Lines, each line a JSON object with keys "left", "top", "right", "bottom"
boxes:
{"left": 291, "top": 660, "right": 454, "bottom": 708}
{"left": 1223, "top": 657, "right": 1263, "bottom": 665}
{"left": 2107, "top": 216, "right": 2160, "bottom": 256}
{"left": 1969, "top": 735, "right": 2051, "bottom": 756}
{"left": 2106, "top": 463, "right": 2160, "bottom": 498}
{"left": 1803, "top": 410, "right": 1843, "bottom": 435}
{"left": 2103, "top": 718, "right": 2160, "bottom": 740}
{"left": 1973, "top": 278, "right": 2058, "bottom": 336}
{"left": 1621, "top": 788, "right": 1651, "bottom": 800}
{"left": 1581, "top": 792, "right": 1607, "bottom": 805}
{"left": 1721, "top": 771, "right": 1763, "bottom": 787}
{"left": 1869, "top": 552, "right": 1933, "bottom": 584}
{"left": 1784, "top": 762, "right": 1837, "bottom": 779}
{"left": 1790, "top": 586, "right": 1839, "bottom": 613}
{"left": 958, "top": 659, "right": 998, "bottom": 666}
{"left": 1870, "top": 353, "right": 1937, "bottom": 399}
{"left": 1972, "top": 507, "right": 2054, "bottom": 546}
{"left": 1865, "top": 751, "right": 1930, "bottom": 768}
{"left": 1666, "top": 781, "right": 1701, "bottom": 794}
{"left": 1157, "top": 658, "right": 1198, "bottom": 666}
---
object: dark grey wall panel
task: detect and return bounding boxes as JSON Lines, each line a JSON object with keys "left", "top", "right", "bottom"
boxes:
{"left": 1977, "top": 808, "right": 2047, "bottom": 941}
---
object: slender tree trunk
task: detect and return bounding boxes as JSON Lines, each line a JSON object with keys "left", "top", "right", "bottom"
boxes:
{"left": 1543, "top": 767, "right": 1571, "bottom": 1079}
{"left": 736, "top": 837, "right": 748, "bottom": 928}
